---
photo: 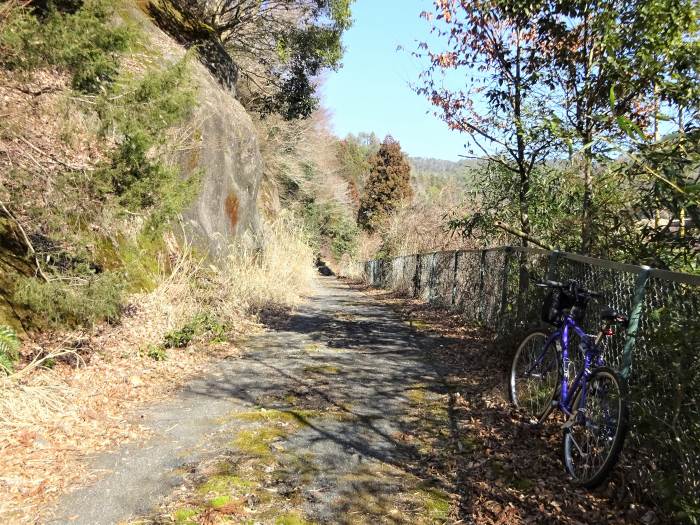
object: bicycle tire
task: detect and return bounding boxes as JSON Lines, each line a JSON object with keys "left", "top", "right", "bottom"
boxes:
{"left": 562, "top": 366, "right": 629, "bottom": 488}
{"left": 509, "top": 329, "right": 561, "bottom": 423}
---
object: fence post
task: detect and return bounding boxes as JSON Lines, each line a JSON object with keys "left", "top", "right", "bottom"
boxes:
{"left": 451, "top": 251, "right": 460, "bottom": 307}
{"left": 620, "top": 267, "right": 651, "bottom": 379}
{"left": 428, "top": 253, "right": 438, "bottom": 303}
{"left": 546, "top": 250, "right": 561, "bottom": 281}
{"left": 477, "top": 250, "right": 487, "bottom": 322}
{"left": 413, "top": 253, "right": 422, "bottom": 298}
{"left": 497, "top": 247, "right": 513, "bottom": 330}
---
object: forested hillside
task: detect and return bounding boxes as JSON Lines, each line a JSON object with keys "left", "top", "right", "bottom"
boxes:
{"left": 409, "top": 157, "right": 474, "bottom": 178}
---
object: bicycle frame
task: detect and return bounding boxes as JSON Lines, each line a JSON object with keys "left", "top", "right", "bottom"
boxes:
{"left": 539, "top": 315, "right": 605, "bottom": 417}
{"left": 513, "top": 283, "right": 630, "bottom": 487}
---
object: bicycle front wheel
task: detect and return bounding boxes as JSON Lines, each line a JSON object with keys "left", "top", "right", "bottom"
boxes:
{"left": 562, "top": 366, "right": 629, "bottom": 488}
{"left": 509, "top": 330, "right": 560, "bottom": 423}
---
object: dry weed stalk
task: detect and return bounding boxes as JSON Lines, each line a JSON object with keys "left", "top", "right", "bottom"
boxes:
{"left": 373, "top": 183, "right": 474, "bottom": 257}
{"left": 215, "top": 211, "right": 316, "bottom": 313}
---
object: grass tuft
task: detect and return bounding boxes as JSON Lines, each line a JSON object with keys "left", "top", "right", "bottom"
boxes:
{"left": 172, "top": 507, "right": 199, "bottom": 525}
{"left": 163, "top": 311, "right": 228, "bottom": 348}
{"left": 0, "top": 325, "right": 21, "bottom": 374}
{"left": 198, "top": 473, "right": 257, "bottom": 496}
{"left": 232, "top": 427, "right": 287, "bottom": 458}
{"left": 213, "top": 211, "right": 316, "bottom": 314}
{"left": 420, "top": 485, "right": 451, "bottom": 521}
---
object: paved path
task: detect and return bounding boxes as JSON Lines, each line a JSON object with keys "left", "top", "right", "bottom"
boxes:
{"left": 49, "top": 277, "right": 457, "bottom": 524}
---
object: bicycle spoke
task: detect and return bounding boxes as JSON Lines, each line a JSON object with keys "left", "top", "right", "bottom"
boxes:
{"left": 511, "top": 332, "right": 559, "bottom": 421}
{"left": 565, "top": 369, "right": 625, "bottom": 485}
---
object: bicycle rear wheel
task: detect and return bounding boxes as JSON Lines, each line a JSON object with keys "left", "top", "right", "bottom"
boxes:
{"left": 509, "top": 330, "right": 560, "bottom": 423}
{"left": 562, "top": 366, "right": 629, "bottom": 488}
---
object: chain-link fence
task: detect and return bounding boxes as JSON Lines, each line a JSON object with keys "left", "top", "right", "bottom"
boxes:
{"left": 364, "top": 247, "right": 700, "bottom": 519}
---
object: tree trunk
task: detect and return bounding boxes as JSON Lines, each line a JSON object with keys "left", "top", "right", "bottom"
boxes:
{"left": 513, "top": 29, "right": 529, "bottom": 245}
{"left": 513, "top": 28, "right": 530, "bottom": 319}
{"left": 579, "top": 6, "right": 594, "bottom": 255}
{"left": 581, "top": 135, "right": 593, "bottom": 254}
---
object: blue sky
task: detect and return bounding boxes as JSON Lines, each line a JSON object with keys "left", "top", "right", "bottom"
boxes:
{"left": 321, "top": 0, "right": 467, "bottom": 161}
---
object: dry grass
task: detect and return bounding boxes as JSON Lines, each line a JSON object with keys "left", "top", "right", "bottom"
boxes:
{"left": 0, "top": 239, "right": 254, "bottom": 523}
{"left": 333, "top": 180, "right": 476, "bottom": 277}
{"left": 253, "top": 108, "right": 354, "bottom": 219}
{"left": 214, "top": 211, "right": 317, "bottom": 313}
{"left": 333, "top": 192, "right": 470, "bottom": 278}
{"left": 334, "top": 252, "right": 365, "bottom": 280}
{"left": 375, "top": 185, "right": 475, "bottom": 257}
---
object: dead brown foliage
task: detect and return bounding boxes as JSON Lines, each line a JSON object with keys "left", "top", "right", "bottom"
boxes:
{"left": 0, "top": 293, "right": 253, "bottom": 523}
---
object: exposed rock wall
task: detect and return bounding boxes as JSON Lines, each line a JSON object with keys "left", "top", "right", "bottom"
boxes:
{"left": 180, "top": 66, "right": 262, "bottom": 257}
{"left": 137, "top": 5, "right": 263, "bottom": 258}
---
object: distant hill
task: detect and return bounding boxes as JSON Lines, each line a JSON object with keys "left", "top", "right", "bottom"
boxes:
{"left": 408, "top": 157, "right": 479, "bottom": 196}
{"left": 409, "top": 157, "right": 476, "bottom": 178}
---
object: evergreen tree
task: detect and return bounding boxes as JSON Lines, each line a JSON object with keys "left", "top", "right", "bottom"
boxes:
{"left": 357, "top": 137, "right": 412, "bottom": 232}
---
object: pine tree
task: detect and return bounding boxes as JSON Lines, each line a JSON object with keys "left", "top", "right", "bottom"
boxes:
{"left": 357, "top": 136, "right": 412, "bottom": 232}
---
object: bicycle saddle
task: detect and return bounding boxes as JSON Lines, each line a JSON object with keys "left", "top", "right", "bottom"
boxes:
{"left": 600, "top": 307, "right": 629, "bottom": 326}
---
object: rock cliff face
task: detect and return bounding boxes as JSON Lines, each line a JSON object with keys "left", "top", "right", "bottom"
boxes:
{"left": 139, "top": 6, "right": 264, "bottom": 258}
{"left": 0, "top": 6, "right": 265, "bottom": 328}
{"left": 181, "top": 67, "right": 263, "bottom": 257}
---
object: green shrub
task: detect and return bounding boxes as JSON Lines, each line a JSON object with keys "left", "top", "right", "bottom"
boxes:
{"left": 193, "top": 312, "right": 228, "bottom": 343}
{"left": 164, "top": 323, "right": 197, "bottom": 348}
{"left": 14, "top": 271, "right": 124, "bottom": 328}
{"left": 0, "top": 325, "right": 21, "bottom": 374}
{"left": 96, "top": 58, "right": 200, "bottom": 233}
{"left": 0, "top": 0, "right": 133, "bottom": 92}
{"left": 163, "top": 312, "right": 228, "bottom": 348}
{"left": 144, "top": 344, "right": 167, "bottom": 361}
{"left": 328, "top": 215, "right": 359, "bottom": 259}
{"left": 302, "top": 200, "right": 358, "bottom": 259}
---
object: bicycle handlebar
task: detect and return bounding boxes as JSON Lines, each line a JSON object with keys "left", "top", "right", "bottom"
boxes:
{"left": 534, "top": 279, "right": 603, "bottom": 299}
{"left": 535, "top": 279, "right": 565, "bottom": 288}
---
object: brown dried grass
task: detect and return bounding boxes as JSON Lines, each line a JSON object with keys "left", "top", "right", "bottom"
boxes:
{"left": 0, "top": 244, "right": 255, "bottom": 523}
{"left": 215, "top": 211, "right": 317, "bottom": 313}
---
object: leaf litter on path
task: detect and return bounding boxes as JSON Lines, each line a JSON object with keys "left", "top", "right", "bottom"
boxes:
{"left": 356, "top": 283, "right": 660, "bottom": 525}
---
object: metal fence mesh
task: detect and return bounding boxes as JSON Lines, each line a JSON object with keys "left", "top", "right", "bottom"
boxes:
{"left": 363, "top": 247, "right": 700, "bottom": 516}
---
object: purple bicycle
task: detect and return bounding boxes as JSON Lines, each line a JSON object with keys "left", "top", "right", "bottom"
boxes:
{"left": 508, "top": 279, "right": 630, "bottom": 488}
